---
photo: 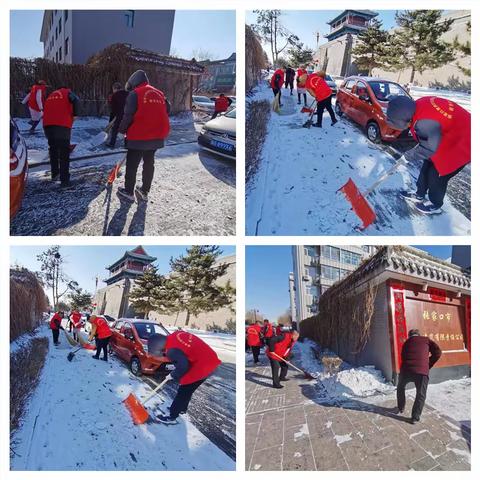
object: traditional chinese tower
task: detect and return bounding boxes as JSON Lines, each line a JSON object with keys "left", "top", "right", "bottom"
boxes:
{"left": 95, "top": 246, "right": 157, "bottom": 318}
{"left": 325, "top": 10, "right": 378, "bottom": 42}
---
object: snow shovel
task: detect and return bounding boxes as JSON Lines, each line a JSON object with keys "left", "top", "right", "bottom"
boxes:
{"left": 338, "top": 155, "right": 407, "bottom": 229}
{"left": 123, "top": 376, "right": 171, "bottom": 425}
{"left": 301, "top": 99, "right": 316, "bottom": 114}
{"left": 106, "top": 154, "right": 127, "bottom": 186}
{"left": 67, "top": 346, "right": 83, "bottom": 362}
{"left": 272, "top": 93, "right": 281, "bottom": 113}
{"left": 270, "top": 352, "right": 315, "bottom": 380}
{"left": 302, "top": 107, "right": 317, "bottom": 129}
{"left": 62, "top": 328, "right": 79, "bottom": 347}
{"left": 89, "top": 118, "right": 116, "bottom": 148}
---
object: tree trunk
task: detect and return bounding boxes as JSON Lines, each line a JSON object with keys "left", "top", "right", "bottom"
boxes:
{"left": 185, "top": 310, "right": 190, "bottom": 326}
{"left": 409, "top": 66, "right": 416, "bottom": 84}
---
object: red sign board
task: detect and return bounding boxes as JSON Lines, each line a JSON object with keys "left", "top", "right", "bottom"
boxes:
{"left": 429, "top": 288, "right": 447, "bottom": 303}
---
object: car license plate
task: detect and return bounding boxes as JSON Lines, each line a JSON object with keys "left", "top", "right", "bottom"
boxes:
{"left": 211, "top": 139, "right": 233, "bottom": 152}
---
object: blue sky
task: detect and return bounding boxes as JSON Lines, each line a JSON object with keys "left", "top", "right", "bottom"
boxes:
{"left": 246, "top": 10, "right": 402, "bottom": 61}
{"left": 246, "top": 245, "right": 460, "bottom": 321}
{"left": 10, "top": 10, "right": 235, "bottom": 60}
{"left": 11, "top": 245, "right": 235, "bottom": 303}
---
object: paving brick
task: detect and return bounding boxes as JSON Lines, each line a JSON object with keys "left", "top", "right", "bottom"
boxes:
{"left": 248, "top": 445, "right": 282, "bottom": 471}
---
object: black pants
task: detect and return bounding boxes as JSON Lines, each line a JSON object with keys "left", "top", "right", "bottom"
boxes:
{"left": 269, "top": 358, "right": 288, "bottom": 387}
{"left": 316, "top": 96, "right": 336, "bottom": 126}
{"left": 272, "top": 88, "right": 282, "bottom": 105}
{"left": 94, "top": 336, "right": 111, "bottom": 360}
{"left": 52, "top": 328, "right": 60, "bottom": 344}
{"left": 396, "top": 371, "right": 429, "bottom": 421}
{"left": 251, "top": 346, "right": 261, "bottom": 363}
{"left": 298, "top": 92, "right": 307, "bottom": 105}
{"left": 45, "top": 132, "right": 70, "bottom": 182}
{"left": 416, "top": 159, "right": 464, "bottom": 208}
{"left": 285, "top": 79, "right": 294, "bottom": 93}
{"left": 125, "top": 149, "right": 156, "bottom": 194}
{"left": 170, "top": 378, "right": 206, "bottom": 418}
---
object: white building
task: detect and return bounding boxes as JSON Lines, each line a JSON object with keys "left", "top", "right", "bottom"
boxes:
{"left": 291, "top": 245, "right": 376, "bottom": 323}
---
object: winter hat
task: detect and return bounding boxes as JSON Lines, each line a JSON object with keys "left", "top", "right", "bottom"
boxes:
{"left": 408, "top": 329, "right": 421, "bottom": 337}
{"left": 386, "top": 96, "right": 416, "bottom": 130}
{"left": 125, "top": 70, "right": 149, "bottom": 91}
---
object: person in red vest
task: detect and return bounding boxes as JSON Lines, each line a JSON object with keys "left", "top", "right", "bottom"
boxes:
{"left": 70, "top": 310, "right": 83, "bottom": 342}
{"left": 396, "top": 329, "right": 442, "bottom": 424}
{"left": 147, "top": 330, "right": 221, "bottom": 424}
{"left": 211, "top": 93, "right": 233, "bottom": 119}
{"left": 42, "top": 86, "right": 80, "bottom": 187}
{"left": 246, "top": 321, "right": 263, "bottom": 364}
{"left": 266, "top": 329, "right": 299, "bottom": 388}
{"left": 22, "top": 80, "right": 47, "bottom": 133}
{"left": 49, "top": 311, "right": 64, "bottom": 346}
{"left": 87, "top": 315, "right": 112, "bottom": 361}
{"left": 262, "top": 319, "right": 274, "bottom": 341}
{"left": 270, "top": 68, "right": 285, "bottom": 107}
{"left": 275, "top": 323, "right": 284, "bottom": 336}
{"left": 296, "top": 66, "right": 308, "bottom": 106}
{"left": 118, "top": 70, "right": 171, "bottom": 202}
{"left": 306, "top": 71, "right": 337, "bottom": 128}
{"left": 387, "top": 95, "right": 471, "bottom": 214}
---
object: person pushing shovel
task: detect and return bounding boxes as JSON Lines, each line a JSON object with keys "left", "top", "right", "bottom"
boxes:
{"left": 266, "top": 328, "right": 299, "bottom": 389}
{"left": 147, "top": 330, "right": 221, "bottom": 425}
{"left": 49, "top": 311, "right": 65, "bottom": 346}
{"left": 386, "top": 95, "right": 471, "bottom": 215}
{"left": 87, "top": 315, "right": 112, "bottom": 361}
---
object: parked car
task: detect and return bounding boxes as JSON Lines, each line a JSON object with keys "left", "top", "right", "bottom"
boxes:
{"left": 198, "top": 107, "right": 236, "bottom": 160}
{"left": 324, "top": 74, "right": 338, "bottom": 95}
{"left": 331, "top": 75, "right": 345, "bottom": 88}
{"left": 109, "top": 319, "right": 173, "bottom": 377}
{"left": 335, "top": 76, "right": 412, "bottom": 142}
{"left": 10, "top": 118, "right": 28, "bottom": 219}
{"left": 192, "top": 95, "right": 215, "bottom": 113}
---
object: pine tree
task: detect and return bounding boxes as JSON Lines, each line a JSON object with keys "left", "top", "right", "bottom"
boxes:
{"left": 392, "top": 10, "right": 454, "bottom": 83}
{"left": 129, "top": 266, "right": 174, "bottom": 319}
{"left": 287, "top": 43, "right": 313, "bottom": 67}
{"left": 351, "top": 19, "right": 390, "bottom": 75}
{"left": 452, "top": 21, "right": 471, "bottom": 77}
{"left": 169, "top": 246, "right": 235, "bottom": 326}
{"left": 68, "top": 289, "right": 93, "bottom": 311}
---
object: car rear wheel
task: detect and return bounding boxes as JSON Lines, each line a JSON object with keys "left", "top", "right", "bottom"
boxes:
{"left": 366, "top": 121, "right": 381, "bottom": 143}
{"left": 335, "top": 102, "right": 343, "bottom": 117}
{"left": 130, "top": 357, "right": 142, "bottom": 376}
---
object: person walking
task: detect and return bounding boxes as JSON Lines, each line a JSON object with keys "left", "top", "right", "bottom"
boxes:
{"left": 117, "top": 70, "right": 170, "bottom": 202}
{"left": 246, "top": 321, "right": 263, "bottom": 364}
{"left": 285, "top": 67, "right": 295, "bottom": 95}
{"left": 296, "top": 67, "right": 308, "bottom": 106}
{"left": 42, "top": 86, "right": 80, "bottom": 186}
{"left": 396, "top": 329, "right": 442, "bottom": 424}
{"left": 107, "top": 82, "right": 129, "bottom": 148}
{"left": 22, "top": 80, "right": 47, "bottom": 133}
{"left": 87, "top": 315, "right": 112, "bottom": 361}
{"left": 49, "top": 311, "right": 64, "bottom": 346}
{"left": 306, "top": 71, "right": 337, "bottom": 128}
{"left": 266, "top": 329, "right": 299, "bottom": 388}
{"left": 386, "top": 95, "right": 471, "bottom": 214}
{"left": 70, "top": 310, "right": 83, "bottom": 342}
{"left": 270, "top": 68, "right": 285, "bottom": 107}
{"left": 211, "top": 93, "right": 232, "bottom": 119}
{"left": 147, "top": 330, "right": 221, "bottom": 425}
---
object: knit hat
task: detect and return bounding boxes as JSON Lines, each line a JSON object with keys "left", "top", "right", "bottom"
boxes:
{"left": 386, "top": 96, "right": 416, "bottom": 130}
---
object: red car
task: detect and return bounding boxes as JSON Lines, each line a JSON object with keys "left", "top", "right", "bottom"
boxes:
{"left": 10, "top": 118, "right": 28, "bottom": 218}
{"left": 335, "top": 76, "right": 411, "bottom": 143}
{"left": 110, "top": 319, "right": 172, "bottom": 377}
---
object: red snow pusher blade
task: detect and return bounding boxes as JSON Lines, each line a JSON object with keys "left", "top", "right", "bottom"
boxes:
{"left": 124, "top": 394, "right": 149, "bottom": 425}
{"left": 301, "top": 107, "right": 314, "bottom": 113}
{"left": 338, "top": 178, "right": 376, "bottom": 229}
{"left": 106, "top": 155, "right": 127, "bottom": 186}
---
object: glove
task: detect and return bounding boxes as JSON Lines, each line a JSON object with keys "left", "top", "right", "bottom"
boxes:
{"left": 165, "top": 373, "right": 174, "bottom": 382}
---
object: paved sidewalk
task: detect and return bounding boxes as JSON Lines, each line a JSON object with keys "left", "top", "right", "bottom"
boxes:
{"left": 245, "top": 360, "right": 470, "bottom": 471}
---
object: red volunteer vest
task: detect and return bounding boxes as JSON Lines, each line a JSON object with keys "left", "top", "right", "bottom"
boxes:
{"left": 246, "top": 325, "right": 262, "bottom": 347}
{"left": 92, "top": 317, "right": 111, "bottom": 339}
{"left": 410, "top": 96, "right": 470, "bottom": 176}
{"left": 28, "top": 85, "right": 46, "bottom": 111}
{"left": 71, "top": 312, "right": 82, "bottom": 328}
{"left": 126, "top": 83, "right": 170, "bottom": 141}
{"left": 296, "top": 69, "right": 308, "bottom": 87}
{"left": 43, "top": 88, "right": 74, "bottom": 128}
{"left": 215, "top": 96, "right": 230, "bottom": 113}
{"left": 263, "top": 323, "right": 274, "bottom": 339}
{"left": 266, "top": 332, "right": 296, "bottom": 360}
{"left": 270, "top": 69, "right": 285, "bottom": 89}
{"left": 306, "top": 74, "right": 332, "bottom": 102}
{"left": 50, "top": 313, "right": 62, "bottom": 329}
{"left": 165, "top": 331, "right": 221, "bottom": 385}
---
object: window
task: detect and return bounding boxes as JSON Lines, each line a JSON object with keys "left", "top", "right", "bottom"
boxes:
{"left": 58, "top": 18, "right": 62, "bottom": 35}
{"left": 321, "top": 265, "right": 340, "bottom": 281}
{"left": 125, "top": 10, "right": 135, "bottom": 28}
{"left": 368, "top": 81, "right": 408, "bottom": 101}
{"left": 341, "top": 250, "right": 361, "bottom": 266}
{"left": 64, "top": 10, "right": 69, "bottom": 22}
{"left": 344, "top": 79, "right": 355, "bottom": 91}
{"left": 355, "top": 81, "right": 368, "bottom": 99}
{"left": 321, "top": 245, "right": 340, "bottom": 262}
{"left": 65, "top": 37, "right": 69, "bottom": 56}
{"left": 305, "top": 246, "right": 316, "bottom": 257}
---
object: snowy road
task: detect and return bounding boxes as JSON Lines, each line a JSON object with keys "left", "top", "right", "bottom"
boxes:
{"left": 10, "top": 331, "right": 234, "bottom": 471}
{"left": 245, "top": 83, "right": 470, "bottom": 236}
{"left": 11, "top": 115, "right": 235, "bottom": 236}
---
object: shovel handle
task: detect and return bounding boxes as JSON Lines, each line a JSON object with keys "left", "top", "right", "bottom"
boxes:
{"left": 363, "top": 156, "right": 406, "bottom": 197}
{"left": 270, "top": 352, "right": 305, "bottom": 375}
{"left": 142, "top": 376, "right": 171, "bottom": 405}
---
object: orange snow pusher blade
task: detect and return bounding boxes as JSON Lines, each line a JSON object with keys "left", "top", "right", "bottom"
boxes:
{"left": 123, "top": 393, "right": 150, "bottom": 425}
{"left": 300, "top": 107, "right": 314, "bottom": 113}
{"left": 339, "top": 178, "right": 377, "bottom": 229}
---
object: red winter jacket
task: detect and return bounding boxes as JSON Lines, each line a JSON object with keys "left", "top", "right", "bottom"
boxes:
{"left": 246, "top": 324, "right": 262, "bottom": 347}
{"left": 126, "top": 83, "right": 170, "bottom": 141}
{"left": 165, "top": 331, "right": 221, "bottom": 385}
{"left": 400, "top": 335, "right": 442, "bottom": 376}
{"left": 410, "top": 96, "right": 470, "bottom": 176}
{"left": 266, "top": 332, "right": 296, "bottom": 361}
{"left": 214, "top": 96, "right": 230, "bottom": 113}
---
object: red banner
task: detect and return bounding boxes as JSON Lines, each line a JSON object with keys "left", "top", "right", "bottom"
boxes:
{"left": 393, "top": 290, "right": 407, "bottom": 372}
{"left": 429, "top": 288, "right": 447, "bottom": 303}
{"left": 465, "top": 296, "right": 471, "bottom": 352}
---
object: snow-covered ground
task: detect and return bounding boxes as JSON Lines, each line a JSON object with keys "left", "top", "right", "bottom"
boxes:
{"left": 294, "top": 339, "right": 471, "bottom": 426}
{"left": 10, "top": 329, "right": 234, "bottom": 471}
{"left": 409, "top": 86, "right": 471, "bottom": 112}
{"left": 245, "top": 81, "right": 470, "bottom": 236}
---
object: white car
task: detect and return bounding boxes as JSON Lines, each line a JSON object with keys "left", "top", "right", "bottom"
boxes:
{"left": 192, "top": 95, "right": 215, "bottom": 113}
{"left": 198, "top": 108, "right": 236, "bottom": 160}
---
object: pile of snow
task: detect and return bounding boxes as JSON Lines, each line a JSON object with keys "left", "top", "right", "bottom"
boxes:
{"left": 294, "top": 339, "right": 394, "bottom": 404}
{"left": 10, "top": 325, "right": 48, "bottom": 355}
